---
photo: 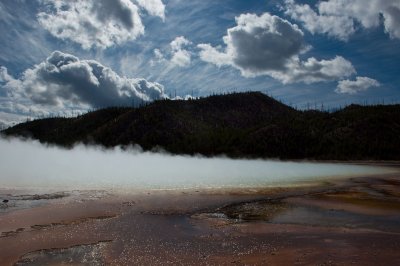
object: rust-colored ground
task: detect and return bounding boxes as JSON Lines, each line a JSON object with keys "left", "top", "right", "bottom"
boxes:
{"left": 1, "top": 172, "right": 400, "bottom": 265}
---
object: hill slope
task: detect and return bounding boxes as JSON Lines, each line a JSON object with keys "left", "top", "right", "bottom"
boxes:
{"left": 3, "top": 92, "right": 400, "bottom": 160}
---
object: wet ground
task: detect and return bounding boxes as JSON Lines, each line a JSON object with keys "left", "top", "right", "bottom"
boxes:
{"left": 1, "top": 171, "right": 400, "bottom": 265}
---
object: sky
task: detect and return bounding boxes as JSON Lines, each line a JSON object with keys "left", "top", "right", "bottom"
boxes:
{"left": 0, "top": 0, "right": 399, "bottom": 127}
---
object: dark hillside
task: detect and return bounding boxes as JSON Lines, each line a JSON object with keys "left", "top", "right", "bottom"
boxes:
{"left": 3, "top": 92, "right": 400, "bottom": 160}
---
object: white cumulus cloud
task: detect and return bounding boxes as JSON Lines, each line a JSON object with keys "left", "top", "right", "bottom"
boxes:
{"left": 37, "top": 0, "right": 165, "bottom": 50}
{"left": 0, "top": 66, "right": 13, "bottom": 84}
{"left": 197, "top": 44, "right": 231, "bottom": 68}
{"left": 170, "top": 36, "right": 192, "bottom": 67}
{"left": 152, "top": 36, "right": 192, "bottom": 68}
{"left": 153, "top": 48, "right": 165, "bottom": 62}
{"left": 284, "top": 0, "right": 400, "bottom": 40}
{"left": 170, "top": 50, "right": 191, "bottom": 67}
{"left": 170, "top": 36, "right": 191, "bottom": 51}
{"left": 1, "top": 51, "right": 167, "bottom": 115}
{"left": 273, "top": 56, "right": 356, "bottom": 84}
{"left": 134, "top": 0, "right": 165, "bottom": 21}
{"left": 336, "top": 77, "right": 380, "bottom": 94}
{"left": 198, "top": 12, "right": 355, "bottom": 84}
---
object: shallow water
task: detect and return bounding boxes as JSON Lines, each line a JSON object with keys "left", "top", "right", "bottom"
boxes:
{"left": 0, "top": 137, "right": 396, "bottom": 190}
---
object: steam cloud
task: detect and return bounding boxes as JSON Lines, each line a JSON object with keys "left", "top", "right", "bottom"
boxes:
{"left": 0, "top": 136, "right": 392, "bottom": 191}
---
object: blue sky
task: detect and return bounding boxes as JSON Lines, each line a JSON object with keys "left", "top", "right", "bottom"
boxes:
{"left": 0, "top": 0, "right": 399, "bottom": 126}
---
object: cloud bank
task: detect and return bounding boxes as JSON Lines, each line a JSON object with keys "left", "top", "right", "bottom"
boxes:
{"left": 0, "top": 137, "right": 389, "bottom": 190}
{"left": 38, "top": 0, "right": 165, "bottom": 49}
{"left": 1, "top": 51, "right": 167, "bottom": 116}
{"left": 284, "top": 0, "right": 400, "bottom": 40}
{"left": 198, "top": 13, "right": 355, "bottom": 84}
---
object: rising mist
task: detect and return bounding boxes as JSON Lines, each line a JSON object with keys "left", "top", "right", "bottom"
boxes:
{"left": 0, "top": 136, "right": 392, "bottom": 191}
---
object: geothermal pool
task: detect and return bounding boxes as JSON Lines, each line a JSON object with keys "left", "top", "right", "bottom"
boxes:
{"left": 0, "top": 137, "right": 395, "bottom": 190}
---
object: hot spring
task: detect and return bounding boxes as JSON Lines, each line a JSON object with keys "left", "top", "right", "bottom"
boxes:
{"left": 0, "top": 137, "right": 395, "bottom": 191}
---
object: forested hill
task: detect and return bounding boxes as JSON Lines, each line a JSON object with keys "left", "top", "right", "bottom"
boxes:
{"left": 3, "top": 92, "right": 400, "bottom": 160}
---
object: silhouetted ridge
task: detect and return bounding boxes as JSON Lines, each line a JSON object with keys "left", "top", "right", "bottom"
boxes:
{"left": 3, "top": 92, "right": 400, "bottom": 160}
